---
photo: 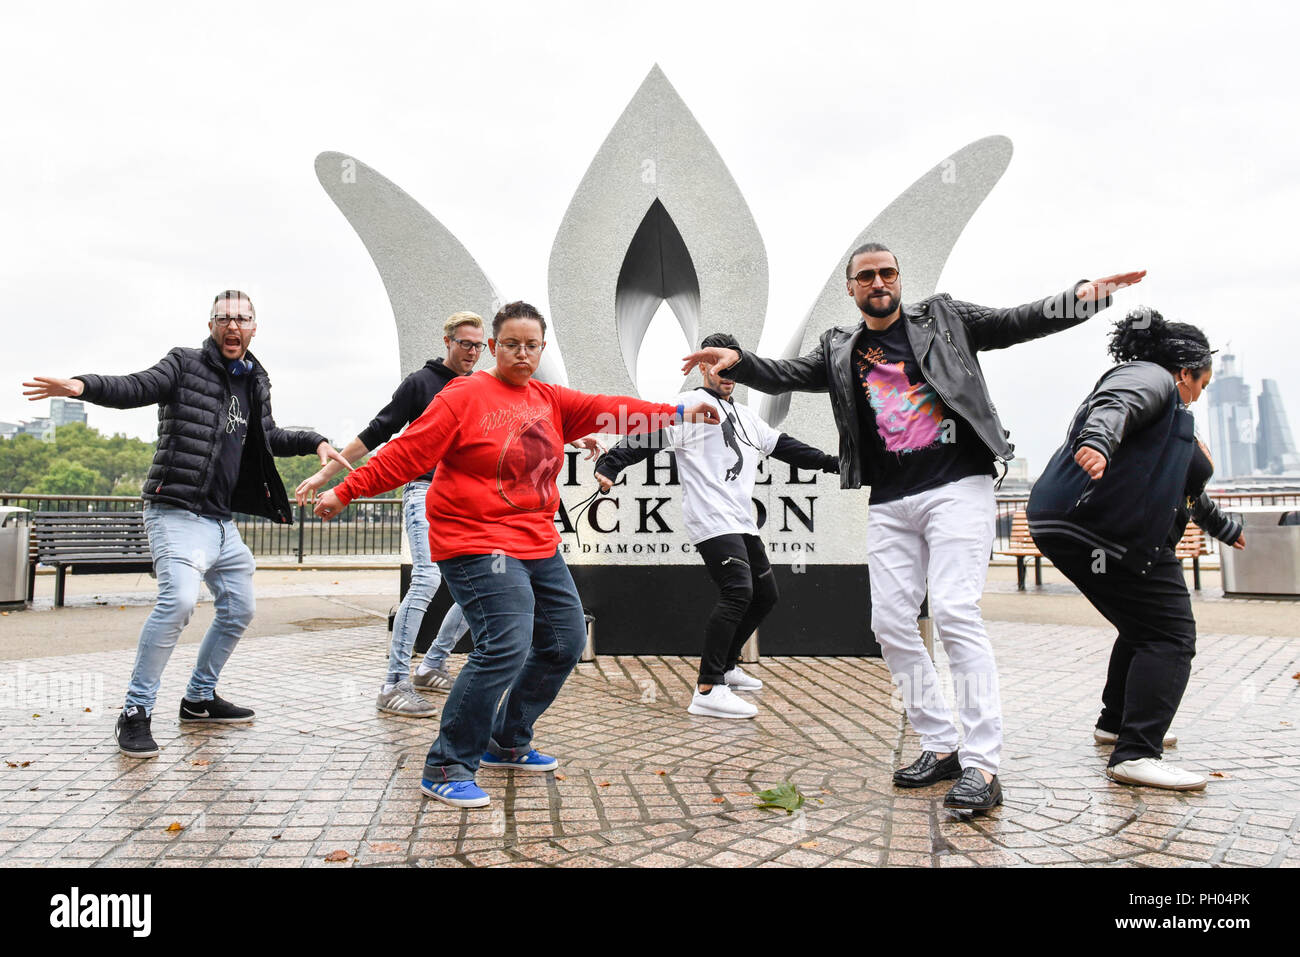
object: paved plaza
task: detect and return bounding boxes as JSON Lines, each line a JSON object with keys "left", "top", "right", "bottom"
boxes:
{"left": 1, "top": 566, "right": 1297, "bottom": 868}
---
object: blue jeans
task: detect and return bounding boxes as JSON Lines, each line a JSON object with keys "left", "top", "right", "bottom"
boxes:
{"left": 423, "top": 549, "right": 586, "bottom": 782}
{"left": 424, "top": 603, "right": 470, "bottom": 669}
{"left": 388, "top": 481, "right": 461, "bottom": 685}
{"left": 125, "top": 504, "right": 256, "bottom": 713}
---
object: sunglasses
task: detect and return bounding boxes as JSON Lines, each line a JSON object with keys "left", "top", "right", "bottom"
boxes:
{"left": 850, "top": 267, "right": 900, "bottom": 285}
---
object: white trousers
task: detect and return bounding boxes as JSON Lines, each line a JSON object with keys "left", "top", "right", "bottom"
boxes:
{"left": 868, "top": 474, "right": 1002, "bottom": 774}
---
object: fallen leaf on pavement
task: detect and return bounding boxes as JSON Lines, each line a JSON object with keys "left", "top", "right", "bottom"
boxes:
{"left": 754, "top": 781, "right": 806, "bottom": 814}
{"left": 711, "top": 797, "right": 725, "bottom": 804}
{"left": 555, "top": 773, "right": 566, "bottom": 781}
{"left": 324, "top": 849, "right": 349, "bottom": 862}
{"left": 654, "top": 770, "right": 667, "bottom": 776}
{"left": 800, "top": 841, "right": 819, "bottom": 849}
{"left": 1210, "top": 772, "right": 1230, "bottom": 779}
{"left": 83, "top": 708, "right": 91, "bottom": 713}
{"left": 191, "top": 759, "right": 210, "bottom": 766}
{"left": 165, "top": 822, "right": 185, "bottom": 832}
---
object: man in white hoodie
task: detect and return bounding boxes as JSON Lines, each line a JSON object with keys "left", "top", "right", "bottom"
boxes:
{"left": 595, "top": 332, "right": 838, "bottom": 719}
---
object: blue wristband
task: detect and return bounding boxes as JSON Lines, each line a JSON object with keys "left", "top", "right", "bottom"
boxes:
{"left": 676, "top": 402, "right": 685, "bottom": 423}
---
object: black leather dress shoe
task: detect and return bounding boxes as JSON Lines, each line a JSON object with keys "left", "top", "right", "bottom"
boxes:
{"left": 892, "top": 750, "right": 962, "bottom": 788}
{"left": 943, "top": 767, "right": 1003, "bottom": 812}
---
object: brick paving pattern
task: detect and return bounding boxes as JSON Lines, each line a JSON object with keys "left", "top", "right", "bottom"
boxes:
{"left": 1, "top": 619, "right": 1297, "bottom": 867}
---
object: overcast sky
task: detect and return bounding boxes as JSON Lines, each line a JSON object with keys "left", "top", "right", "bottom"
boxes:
{"left": 4, "top": 1, "right": 1298, "bottom": 477}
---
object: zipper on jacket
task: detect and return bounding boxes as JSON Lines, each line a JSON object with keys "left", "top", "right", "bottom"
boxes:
{"left": 945, "top": 331, "right": 974, "bottom": 376}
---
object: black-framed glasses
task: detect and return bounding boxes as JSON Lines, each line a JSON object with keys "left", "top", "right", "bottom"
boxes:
{"left": 212, "top": 316, "right": 256, "bottom": 328}
{"left": 450, "top": 338, "right": 485, "bottom": 351}
{"left": 850, "top": 267, "right": 900, "bottom": 285}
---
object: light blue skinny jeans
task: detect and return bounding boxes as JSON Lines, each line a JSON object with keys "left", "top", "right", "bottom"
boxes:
{"left": 124, "top": 504, "right": 256, "bottom": 714}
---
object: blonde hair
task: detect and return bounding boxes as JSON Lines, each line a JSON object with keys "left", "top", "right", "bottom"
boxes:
{"left": 443, "top": 311, "right": 484, "bottom": 338}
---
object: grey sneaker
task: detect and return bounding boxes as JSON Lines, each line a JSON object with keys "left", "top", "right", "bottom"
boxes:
{"left": 412, "top": 663, "right": 453, "bottom": 695}
{"left": 376, "top": 680, "right": 438, "bottom": 718}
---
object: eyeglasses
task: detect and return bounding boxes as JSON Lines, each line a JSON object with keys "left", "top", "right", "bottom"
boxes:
{"left": 212, "top": 316, "right": 256, "bottom": 328}
{"left": 450, "top": 338, "right": 485, "bottom": 351}
{"left": 850, "top": 267, "right": 900, "bottom": 285}
{"left": 496, "top": 340, "right": 543, "bottom": 356}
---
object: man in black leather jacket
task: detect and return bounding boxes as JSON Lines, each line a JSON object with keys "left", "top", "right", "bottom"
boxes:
{"left": 25, "top": 290, "right": 346, "bottom": 758}
{"left": 683, "top": 243, "right": 1144, "bottom": 812}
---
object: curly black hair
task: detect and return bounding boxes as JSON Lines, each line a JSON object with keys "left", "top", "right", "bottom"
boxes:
{"left": 1107, "top": 307, "right": 1213, "bottom": 374}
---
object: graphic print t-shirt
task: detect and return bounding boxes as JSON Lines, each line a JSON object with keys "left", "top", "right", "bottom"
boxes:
{"left": 201, "top": 372, "right": 250, "bottom": 519}
{"left": 852, "top": 319, "right": 993, "bottom": 504}
{"left": 663, "top": 389, "right": 781, "bottom": 544}
{"left": 332, "top": 371, "right": 678, "bottom": 561}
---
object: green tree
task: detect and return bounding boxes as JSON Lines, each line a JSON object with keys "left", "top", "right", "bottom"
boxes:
{"left": 24, "top": 458, "right": 103, "bottom": 495}
{"left": 0, "top": 434, "right": 54, "bottom": 492}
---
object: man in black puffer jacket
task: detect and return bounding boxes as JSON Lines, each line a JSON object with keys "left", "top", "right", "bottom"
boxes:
{"left": 24, "top": 290, "right": 347, "bottom": 758}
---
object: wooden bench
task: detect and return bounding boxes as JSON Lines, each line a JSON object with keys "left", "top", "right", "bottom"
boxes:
{"left": 996, "top": 510, "right": 1210, "bottom": 591}
{"left": 26, "top": 511, "right": 153, "bottom": 607}
{"left": 1173, "top": 520, "right": 1209, "bottom": 591}
{"left": 995, "top": 510, "right": 1043, "bottom": 590}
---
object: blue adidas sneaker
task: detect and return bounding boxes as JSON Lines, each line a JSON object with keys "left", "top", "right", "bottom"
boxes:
{"left": 479, "top": 749, "right": 558, "bottom": 772}
{"left": 421, "top": 779, "right": 490, "bottom": 808}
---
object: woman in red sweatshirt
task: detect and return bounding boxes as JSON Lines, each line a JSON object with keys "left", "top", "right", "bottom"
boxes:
{"left": 315, "top": 301, "right": 719, "bottom": 808}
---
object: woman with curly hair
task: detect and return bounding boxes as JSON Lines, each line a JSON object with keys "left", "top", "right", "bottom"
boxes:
{"left": 1027, "top": 309, "right": 1245, "bottom": 791}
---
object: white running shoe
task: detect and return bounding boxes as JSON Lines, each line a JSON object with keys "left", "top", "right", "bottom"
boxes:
{"left": 1094, "top": 727, "right": 1177, "bottom": 748}
{"left": 723, "top": 665, "right": 763, "bottom": 691}
{"left": 1106, "top": 757, "right": 1207, "bottom": 791}
{"left": 687, "top": 684, "right": 758, "bottom": 719}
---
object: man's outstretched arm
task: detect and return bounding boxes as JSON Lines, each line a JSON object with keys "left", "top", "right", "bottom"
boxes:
{"left": 956, "top": 271, "right": 1146, "bottom": 352}
{"left": 24, "top": 351, "right": 184, "bottom": 409}
{"left": 768, "top": 434, "right": 839, "bottom": 473}
{"left": 680, "top": 341, "right": 830, "bottom": 396}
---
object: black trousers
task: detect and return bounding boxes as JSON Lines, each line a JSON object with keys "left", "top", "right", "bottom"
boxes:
{"left": 1036, "top": 536, "right": 1196, "bottom": 766}
{"left": 695, "top": 533, "right": 779, "bottom": 685}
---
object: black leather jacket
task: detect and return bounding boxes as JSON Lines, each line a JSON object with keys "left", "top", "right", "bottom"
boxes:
{"left": 75, "top": 338, "right": 326, "bottom": 523}
{"left": 1027, "top": 361, "right": 1242, "bottom": 573}
{"left": 723, "top": 283, "right": 1107, "bottom": 489}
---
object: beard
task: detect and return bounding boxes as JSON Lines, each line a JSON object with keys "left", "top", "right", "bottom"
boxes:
{"left": 860, "top": 290, "right": 899, "bottom": 318}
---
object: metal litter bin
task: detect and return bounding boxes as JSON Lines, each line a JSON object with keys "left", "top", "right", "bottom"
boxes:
{"left": 1220, "top": 507, "right": 1300, "bottom": 598}
{"left": 0, "top": 507, "right": 32, "bottom": 609}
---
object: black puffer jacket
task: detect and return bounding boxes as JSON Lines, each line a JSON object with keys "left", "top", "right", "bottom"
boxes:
{"left": 75, "top": 338, "right": 326, "bottom": 523}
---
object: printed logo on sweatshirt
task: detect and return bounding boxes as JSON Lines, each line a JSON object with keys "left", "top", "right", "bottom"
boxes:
{"left": 225, "top": 394, "right": 248, "bottom": 436}
{"left": 496, "top": 411, "right": 564, "bottom": 512}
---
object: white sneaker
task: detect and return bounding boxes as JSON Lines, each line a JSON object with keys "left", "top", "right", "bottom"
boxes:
{"left": 1106, "top": 757, "right": 1207, "bottom": 791}
{"left": 1094, "top": 728, "right": 1177, "bottom": 748}
{"left": 687, "top": 685, "right": 758, "bottom": 719}
{"left": 723, "top": 665, "right": 763, "bottom": 691}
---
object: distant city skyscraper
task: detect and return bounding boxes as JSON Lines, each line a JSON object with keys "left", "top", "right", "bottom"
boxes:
{"left": 1256, "top": 379, "right": 1299, "bottom": 474}
{"left": 50, "top": 398, "right": 87, "bottom": 429}
{"left": 1207, "top": 351, "right": 1256, "bottom": 479}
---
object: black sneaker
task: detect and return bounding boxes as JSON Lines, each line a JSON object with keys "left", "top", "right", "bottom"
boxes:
{"left": 178, "top": 694, "right": 256, "bottom": 724}
{"left": 115, "top": 706, "right": 160, "bottom": 758}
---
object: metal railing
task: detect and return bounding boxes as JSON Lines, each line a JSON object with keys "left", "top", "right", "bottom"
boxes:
{"left": 8, "top": 489, "right": 1299, "bottom": 563}
{"left": 992, "top": 490, "right": 1300, "bottom": 557}
{"left": 0, "top": 493, "right": 403, "bottom": 562}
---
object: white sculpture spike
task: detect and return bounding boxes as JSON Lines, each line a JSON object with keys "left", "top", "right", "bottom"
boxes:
{"left": 548, "top": 64, "right": 768, "bottom": 401}
{"left": 314, "top": 151, "right": 569, "bottom": 385}
{"left": 755, "top": 135, "right": 1014, "bottom": 432}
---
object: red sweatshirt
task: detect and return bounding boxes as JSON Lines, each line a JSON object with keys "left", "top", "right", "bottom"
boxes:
{"left": 334, "top": 371, "right": 679, "bottom": 561}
